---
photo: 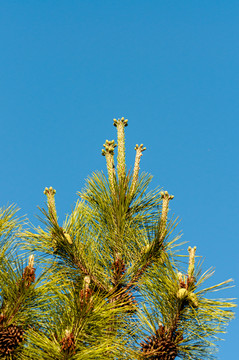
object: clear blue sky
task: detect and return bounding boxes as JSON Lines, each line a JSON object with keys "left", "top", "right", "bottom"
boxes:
{"left": 0, "top": 1, "right": 238, "bottom": 358}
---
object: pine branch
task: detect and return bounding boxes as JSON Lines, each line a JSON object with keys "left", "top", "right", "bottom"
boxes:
{"left": 3, "top": 118, "right": 234, "bottom": 360}
{"left": 138, "top": 247, "right": 235, "bottom": 360}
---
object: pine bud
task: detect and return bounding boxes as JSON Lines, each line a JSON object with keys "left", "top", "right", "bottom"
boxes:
{"left": 28, "top": 254, "right": 34, "bottom": 269}
{"left": 113, "top": 117, "right": 128, "bottom": 180}
{"left": 188, "top": 246, "right": 197, "bottom": 280}
{"left": 188, "top": 292, "right": 199, "bottom": 308}
{"left": 130, "top": 143, "right": 146, "bottom": 196}
{"left": 102, "top": 140, "right": 117, "bottom": 190}
{"left": 177, "top": 288, "right": 188, "bottom": 300}
{"left": 159, "top": 191, "right": 174, "bottom": 242}
{"left": 177, "top": 272, "right": 183, "bottom": 282}
{"left": 44, "top": 186, "right": 57, "bottom": 223}
{"left": 64, "top": 232, "right": 72, "bottom": 244}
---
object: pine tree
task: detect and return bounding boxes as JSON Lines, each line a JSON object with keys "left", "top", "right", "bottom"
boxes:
{"left": 0, "top": 118, "right": 235, "bottom": 359}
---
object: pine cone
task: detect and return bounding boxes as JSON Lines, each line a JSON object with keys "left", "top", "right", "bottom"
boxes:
{"left": 111, "top": 256, "right": 126, "bottom": 285}
{"left": 120, "top": 290, "right": 137, "bottom": 313}
{"left": 0, "top": 324, "right": 24, "bottom": 355}
{"left": 0, "top": 314, "right": 6, "bottom": 326}
{"left": 60, "top": 330, "right": 76, "bottom": 355}
{"left": 22, "top": 265, "right": 36, "bottom": 288}
{"left": 79, "top": 287, "right": 94, "bottom": 311}
{"left": 140, "top": 325, "right": 181, "bottom": 360}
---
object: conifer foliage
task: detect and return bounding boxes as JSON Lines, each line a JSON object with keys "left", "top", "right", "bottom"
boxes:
{"left": 0, "top": 118, "right": 236, "bottom": 359}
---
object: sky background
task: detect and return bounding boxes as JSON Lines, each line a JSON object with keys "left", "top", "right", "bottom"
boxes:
{"left": 0, "top": 1, "right": 238, "bottom": 358}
